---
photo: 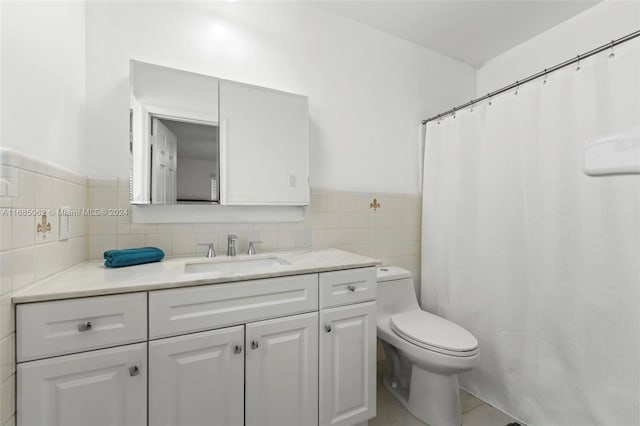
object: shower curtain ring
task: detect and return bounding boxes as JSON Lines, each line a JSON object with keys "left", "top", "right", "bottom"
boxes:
{"left": 514, "top": 80, "right": 519, "bottom": 96}
{"left": 488, "top": 94, "right": 492, "bottom": 106}
{"left": 543, "top": 69, "right": 548, "bottom": 85}
{"left": 609, "top": 40, "right": 615, "bottom": 59}
{"left": 453, "top": 107, "right": 457, "bottom": 119}
{"left": 576, "top": 54, "right": 581, "bottom": 71}
{"left": 437, "top": 114, "right": 441, "bottom": 125}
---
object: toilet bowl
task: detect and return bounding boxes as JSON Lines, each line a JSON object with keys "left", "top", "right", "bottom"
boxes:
{"left": 376, "top": 267, "right": 479, "bottom": 426}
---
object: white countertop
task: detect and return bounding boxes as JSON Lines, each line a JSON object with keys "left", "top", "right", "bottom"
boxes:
{"left": 13, "top": 248, "right": 381, "bottom": 303}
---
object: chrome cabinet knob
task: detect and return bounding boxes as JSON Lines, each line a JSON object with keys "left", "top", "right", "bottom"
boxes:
{"left": 234, "top": 345, "right": 242, "bottom": 354}
{"left": 325, "top": 325, "right": 332, "bottom": 333}
{"left": 251, "top": 340, "right": 259, "bottom": 349}
{"left": 347, "top": 284, "right": 357, "bottom": 292}
{"left": 129, "top": 366, "right": 140, "bottom": 376}
{"left": 77, "top": 321, "right": 93, "bottom": 332}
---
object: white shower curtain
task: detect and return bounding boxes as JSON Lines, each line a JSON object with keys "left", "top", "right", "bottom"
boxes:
{"left": 421, "top": 41, "right": 640, "bottom": 426}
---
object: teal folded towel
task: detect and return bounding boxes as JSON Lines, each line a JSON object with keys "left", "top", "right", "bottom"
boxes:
{"left": 104, "top": 247, "right": 165, "bottom": 268}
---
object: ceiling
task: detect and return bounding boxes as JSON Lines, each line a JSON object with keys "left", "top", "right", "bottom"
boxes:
{"left": 317, "top": 1, "right": 600, "bottom": 67}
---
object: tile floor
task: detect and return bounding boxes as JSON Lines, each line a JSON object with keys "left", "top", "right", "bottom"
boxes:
{"left": 370, "top": 363, "right": 522, "bottom": 426}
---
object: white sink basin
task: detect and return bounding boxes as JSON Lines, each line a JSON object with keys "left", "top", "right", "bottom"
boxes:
{"left": 184, "top": 255, "right": 290, "bottom": 274}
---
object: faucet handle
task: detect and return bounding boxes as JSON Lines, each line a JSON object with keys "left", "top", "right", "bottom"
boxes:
{"left": 247, "top": 240, "right": 263, "bottom": 255}
{"left": 197, "top": 242, "right": 216, "bottom": 258}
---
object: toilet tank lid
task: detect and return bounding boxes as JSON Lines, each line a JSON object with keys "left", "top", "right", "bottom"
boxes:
{"left": 376, "top": 266, "right": 412, "bottom": 282}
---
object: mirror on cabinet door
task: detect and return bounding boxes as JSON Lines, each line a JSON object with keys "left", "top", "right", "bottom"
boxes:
{"left": 129, "top": 60, "right": 310, "bottom": 206}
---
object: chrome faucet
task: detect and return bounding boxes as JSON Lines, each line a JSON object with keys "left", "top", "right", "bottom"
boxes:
{"left": 247, "top": 240, "right": 263, "bottom": 255}
{"left": 197, "top": 242, "right": 216, "bottom": 258}
{"left": 227, "top": 234, "right": 238, "bottom": 257}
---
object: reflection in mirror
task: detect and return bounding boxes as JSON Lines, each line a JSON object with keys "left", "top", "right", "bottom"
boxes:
{"left": 150, "top": 117, "right": 219, "bottom": 204}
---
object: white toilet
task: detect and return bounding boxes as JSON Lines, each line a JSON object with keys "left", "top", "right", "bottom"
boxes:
{"left": 376, "top": 267, "right": 479, "bottom": 426}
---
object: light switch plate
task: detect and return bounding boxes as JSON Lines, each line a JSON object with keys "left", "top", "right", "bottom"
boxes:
{"left": 59, "top": 206, "right": 70, "bottom": 241}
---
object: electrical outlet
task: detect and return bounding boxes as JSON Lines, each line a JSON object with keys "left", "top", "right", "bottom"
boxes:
{"left": 288, "top": 175, "right": 297, "bottom": 187}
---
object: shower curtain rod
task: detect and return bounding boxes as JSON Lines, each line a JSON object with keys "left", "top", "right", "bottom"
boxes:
{"left": 421, "top": 29, "right": 640, "bottom": 125}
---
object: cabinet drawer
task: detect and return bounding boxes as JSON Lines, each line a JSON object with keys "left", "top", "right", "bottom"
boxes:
{"left": 149, "top": 274, "right": 318, "bottom": 339}
{"left": 16, "top": 293, "right": 147, "bottom": 362}
{"left": 319, "top": 267, "right": 376, "bottom": 309}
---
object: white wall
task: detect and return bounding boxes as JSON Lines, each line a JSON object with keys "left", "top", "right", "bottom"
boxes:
{"left": 85, "top": 1, "right": 475, "bottom": 194}
{"left": 0, "top": 1, "right": 86, "bottom": 175}
{"left": 177, "top": 158, "right": 217, "bottom": 201}
{"left": 477, "top": 0, "right": 640, "bottom": 95}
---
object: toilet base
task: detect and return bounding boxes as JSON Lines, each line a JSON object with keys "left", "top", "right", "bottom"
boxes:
{"left": 383, "top": 364, "right": 462, "bottom": 426}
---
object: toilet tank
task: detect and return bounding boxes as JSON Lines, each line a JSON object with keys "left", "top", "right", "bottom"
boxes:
{"left": 376, "top": 267, "right": 420, "bottom": 315}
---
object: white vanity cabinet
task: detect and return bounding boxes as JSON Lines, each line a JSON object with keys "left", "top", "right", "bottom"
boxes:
{"left": 319, "top": 268, "right": 377, "bottom": 426}
{"left": 18, "top": 343, "right": 147, "bottom": 426}
{"left": 15, "top": 263, "right": 378, "bottom": 426}
{"left": 149, "top": 326, "right": 245, "bottom": 426}
{"left": 16, "top": 293, "right": 148, "bottom": 426}
{"left": 245, "top": 312, "right": 319, "bottom": 426}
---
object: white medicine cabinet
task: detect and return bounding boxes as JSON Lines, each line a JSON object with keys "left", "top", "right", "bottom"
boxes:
{"left": 129, "top": 60, "right": 310, "bottom": 209}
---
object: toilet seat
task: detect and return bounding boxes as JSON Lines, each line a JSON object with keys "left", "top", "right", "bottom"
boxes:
{"left": 390, "top": 310, "right": 478, "bottom": 357}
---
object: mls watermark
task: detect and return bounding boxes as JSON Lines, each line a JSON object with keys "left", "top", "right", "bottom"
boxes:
{"left": 1, "top": 208, "right": 129, "bottom": 217}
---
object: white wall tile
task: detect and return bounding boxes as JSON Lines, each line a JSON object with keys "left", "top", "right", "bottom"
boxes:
{"left": 34, "top": 242, "right": 63, "bottom": 281}
{"left": 0, "top": 216, "right": 11, "bottom": 251}
{"left": 13, "top": 170, "right": 35, "bottom": 208}
{"left": 171, "top": 233, "right": 195, "bottom": 255}
{"left": 0, "top": 253, "right": 11, "bottom": 296}
{"left": 89, "top": 214, "right": 117, "bottom": 235}
{"left": 129, "top": 223, "right": 157, "bottom": 234}
{"left": 369, "top": 212, "right": 393, "bottom": 228}
{"left": 11, "top": 214, "right": 34, "bottom": 249}
{"left": 326, "top": 212, "right": 341, "bottom": 229}
{"left": 354, "top": 213, "right": 369, "bottom": 229}
{"left": 294, "top": 230, "right": 312, "bottom": 248}
{"left": 87, "top": 177, "right": 118, "bottom": 188}
{"left": 193, "top": 223, "right": 220, "bottom": 233}
{"left": 277, "top": 230, "right": 296, "bottom": 249}
{"left": 117, "top": 223, "right": 131, "bottom": 235}
{"left": 2, "top": 415, "right": 15, "bottom": 426}
{"left": 145, "top": 234, "right": 172, "bottom": 255}
{"left": 0, "top": 375, "right": 15, "bottom": 425}
{"left": 0, "top": 335, "right": 14, "bottom": 384}
{"left": 117, "top": 234, "right": 146, "bottom": 249}
{"left": 89, "top": 187, "right": 117, "bottom": 208}
{"left": 311, "top": 212, "right": 328, "bottom": 230}
{"left": 52, "top": 178, "right": 67, "bottom": 207}
{"left": 157, "top": 224, "right": 193, "bottom": 233}
{"left": 0, "top": 294, "right": 14, "bottom": 339}
{"left": 35, "top": 174, "right": 55, "bottom": 208}
{"left": 339, "top": 195, "right": 356, "bottom": 212}
{"left": 258, "top": 231, "right": 278, "bottom": 250}
{"left": 60, "top": 238, "right": 86, "bottom": 269}
{"left": 10, "top": 247, "right": 34, "bottom": 291}
{"left": 89, "top": 235, "right": 116, "bottom": 260}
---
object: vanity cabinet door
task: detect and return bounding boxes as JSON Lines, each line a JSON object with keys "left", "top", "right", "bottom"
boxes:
{"left": 319, "top": 301, "right": 377, "bottom": 426}
{"left": 148, "top": 326, "right": 245, "bottom": 426}
{"left": 245, "top": 312, "right": 318, "bottom": 426}
{"left": 17, "top": 343, "right": 147, "bottom": 426}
